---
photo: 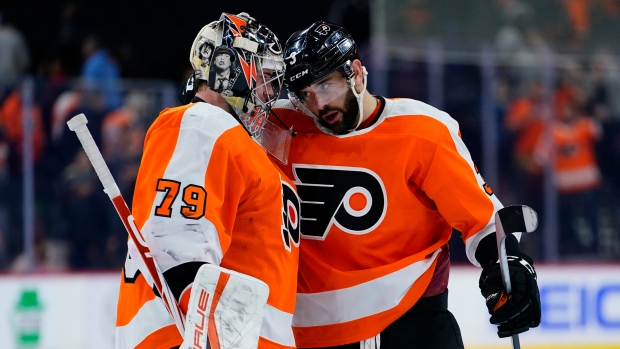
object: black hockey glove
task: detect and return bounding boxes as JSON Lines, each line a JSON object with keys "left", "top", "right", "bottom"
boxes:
{"left": 479, "top": 252, "right": 541, "bottom": 337}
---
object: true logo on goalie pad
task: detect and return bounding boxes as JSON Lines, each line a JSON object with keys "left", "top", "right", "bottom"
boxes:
{"left": 192, "top": 289, "right": 209, "bottom": 348}
{"left": 181, "top": 265, "right": 269, "bottom": 349}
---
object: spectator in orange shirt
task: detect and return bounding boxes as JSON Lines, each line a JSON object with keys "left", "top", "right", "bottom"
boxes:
{"left": 505, "top": 79, "right": 545, "bottom": 176}
{"left": 0, "top": 89, "right": 45, "bottom": 166}
{"left": 0, "top": 89, "right": 46, "bottom": 268}
{"left": 535, "top": 86, "right": 602, "bottom": 257}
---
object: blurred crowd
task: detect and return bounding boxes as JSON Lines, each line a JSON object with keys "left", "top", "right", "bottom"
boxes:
{"left": 492, "top": 0, "right": 620, "bottom": 263}
{"left": 0, "top": 7, "right": 163, "bottom": 271}
{"left": 1, "top": 0, "right": 620, "bottom": 272}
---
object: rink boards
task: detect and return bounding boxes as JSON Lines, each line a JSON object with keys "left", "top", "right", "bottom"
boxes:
{"left": 0, "top": 265, "right": 618, "bottom": 349}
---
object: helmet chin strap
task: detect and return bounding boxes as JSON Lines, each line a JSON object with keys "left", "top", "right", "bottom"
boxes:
{"left": 349, "top": 66, "right": 368, "bottom": 131}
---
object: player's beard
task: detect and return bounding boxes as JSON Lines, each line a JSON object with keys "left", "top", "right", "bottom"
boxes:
{"left": 318, "top": 89, "right": 359, "bottom": 134}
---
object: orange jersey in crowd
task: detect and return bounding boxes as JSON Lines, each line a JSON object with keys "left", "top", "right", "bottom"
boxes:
{"left": 115, "top": 102, "right": 300, "bottom": 349}
{"left": 0, "top": 90, "right": 45, "bottom": 161}
{"left": 271, "top": 98, "right": 503, "bottom": 347}
{"left": 546, "top": 117, "right": 602, "bottom": 193}
{"left": 504, "top": 97, "right": 544, "bottom": 163}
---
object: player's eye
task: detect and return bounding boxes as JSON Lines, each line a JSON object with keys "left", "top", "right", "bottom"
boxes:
{"left": 318, "top": 82, "right": 330, "bottom": 91}
{"left": 298, "top": 91, "right": 309, "bottom": 101}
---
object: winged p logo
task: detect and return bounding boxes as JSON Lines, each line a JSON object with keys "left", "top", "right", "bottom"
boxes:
{"left": 314, "top": 24, "right": 331, "bottom": 36}
{"left": 281, "top": 180, "right": 301, "bottom": 251}
{"left": 292, "top": 165, "right": 387, "bottom": 240}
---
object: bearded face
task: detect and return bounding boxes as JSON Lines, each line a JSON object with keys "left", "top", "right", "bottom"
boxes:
{"left": 316, "top": 88, "right": 359, "bottom": 134}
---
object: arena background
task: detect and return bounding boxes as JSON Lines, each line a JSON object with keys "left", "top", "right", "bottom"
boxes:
{"left": 0, "top": 1, "right": 619, "bottom": 348}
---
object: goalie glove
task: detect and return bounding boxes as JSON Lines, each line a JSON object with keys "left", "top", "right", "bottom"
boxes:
{"left": 479, "top": 252, "right": 541, "bottom": 338}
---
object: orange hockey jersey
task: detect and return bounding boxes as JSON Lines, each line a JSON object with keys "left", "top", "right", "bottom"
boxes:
{"left": 115, "top": 102, "right": 300, "bottom": 349}
{"left": 271, "top": 98, "right": 503, "bottom": 347}
{"left": 537, "top": 117, "right": 602, "bottom": 193}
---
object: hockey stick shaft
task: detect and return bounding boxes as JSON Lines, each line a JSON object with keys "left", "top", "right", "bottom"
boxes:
{"left": 496, "top": 233, "right": 520, "bottom": 349}
{"left": 502, "top": 237, "right": 520, "bottom": 349}
{"left": 67, "top": 113, "right": 185, "bottom": 334}
{"left": 494, "top": 205, "right": 538, "bottom": 349}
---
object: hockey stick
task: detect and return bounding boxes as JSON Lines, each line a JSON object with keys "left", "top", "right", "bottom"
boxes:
{"left": 67, "top": 113, "right": 185, "bottom": 335}
{"left": 494, "top": 205, "right": 538, "bottom": 349}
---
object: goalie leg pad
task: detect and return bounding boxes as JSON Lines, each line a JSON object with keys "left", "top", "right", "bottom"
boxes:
{"left": 180, "top": 264, "right": 270, "bottom": 349}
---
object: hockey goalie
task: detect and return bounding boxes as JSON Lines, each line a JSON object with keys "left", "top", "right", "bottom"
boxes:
{"left": 113, "top": 11, "right": 299, "bottom": 349}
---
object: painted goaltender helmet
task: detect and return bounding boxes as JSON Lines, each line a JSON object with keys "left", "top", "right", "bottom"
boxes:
{"left": 183, "top": 13, "right": 292, "bottom": 164}
{"left": 185, "top": 12, "right": 285, "bottom": 122}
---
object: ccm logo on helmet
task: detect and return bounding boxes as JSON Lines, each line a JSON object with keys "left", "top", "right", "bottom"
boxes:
{"left": 292, "top": 165, "right": 387, "bottom": 240}
{"left": 289, "top": 69, "right": 308, "bottom": 82}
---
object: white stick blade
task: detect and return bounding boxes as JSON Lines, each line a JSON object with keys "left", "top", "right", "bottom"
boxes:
{"left": 497, "top": 205, "right": 538, "bottom": 234}
{"left": 521, "top": 205, "right": 538, "bottom": 233}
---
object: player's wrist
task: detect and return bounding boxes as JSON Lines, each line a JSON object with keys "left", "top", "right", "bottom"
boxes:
{"left": 475, "top": 232, "right": 522, "bottom": 268}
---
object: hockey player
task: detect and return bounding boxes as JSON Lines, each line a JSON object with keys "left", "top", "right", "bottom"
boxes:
{"left": 115, "top": 13, "right": 300, "bottom": 349}
{"left": 268, "top": 21, "right": 541, "bottom": 348}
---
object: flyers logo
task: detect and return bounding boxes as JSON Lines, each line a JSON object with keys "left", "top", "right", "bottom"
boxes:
{"left": 268, "top": 42, "right": 282, "bottom": 55}
{"left": 281, "top": 180, "right": 301, "bottom": 251}
{"left": 314, "top": 24, "right": 331, "bottom": 36}
{"left": 292, "top": 165, "right": 387, "bottom": 240}
{"left": 240, "top": 110, "right": 267, "bottom": 136}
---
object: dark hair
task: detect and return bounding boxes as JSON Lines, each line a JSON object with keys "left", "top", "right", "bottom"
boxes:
{"left": 213, "top": 46, "right": 236, "bottom": 62}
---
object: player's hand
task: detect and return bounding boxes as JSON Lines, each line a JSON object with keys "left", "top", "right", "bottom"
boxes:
{"left": 478, "top": 253, "right": 541, "bottom": 338}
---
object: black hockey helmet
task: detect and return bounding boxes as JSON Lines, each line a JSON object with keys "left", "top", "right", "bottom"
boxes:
{"left": 283, "top": 21, "right": 360, "bottom": 95}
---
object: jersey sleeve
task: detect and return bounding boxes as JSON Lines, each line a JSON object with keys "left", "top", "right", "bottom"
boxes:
{"left": 412, "top": 113, "right": 504, "bottom": 266}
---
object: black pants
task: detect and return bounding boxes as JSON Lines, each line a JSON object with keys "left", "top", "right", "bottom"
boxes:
{"left": 306, "top": 290, "right": 464, "bottom": 349}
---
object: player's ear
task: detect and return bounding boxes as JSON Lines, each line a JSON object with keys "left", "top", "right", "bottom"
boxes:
{"left": 351, "top": 59, "right": 363, "bottom": 76}
{"left": 350, "top": 59, "right": 364, "bottom": 87}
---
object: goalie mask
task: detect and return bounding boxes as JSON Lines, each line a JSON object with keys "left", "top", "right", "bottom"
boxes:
{"left": 185, "top": 12, "right": 292, "bottom": 163}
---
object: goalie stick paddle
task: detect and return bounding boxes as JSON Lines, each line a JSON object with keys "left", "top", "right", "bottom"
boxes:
{"left": 67, "top": 113, "right": 185, "bottom": 335}
{"left": 494, "top": 205, "right": 538, "bottom": 349}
